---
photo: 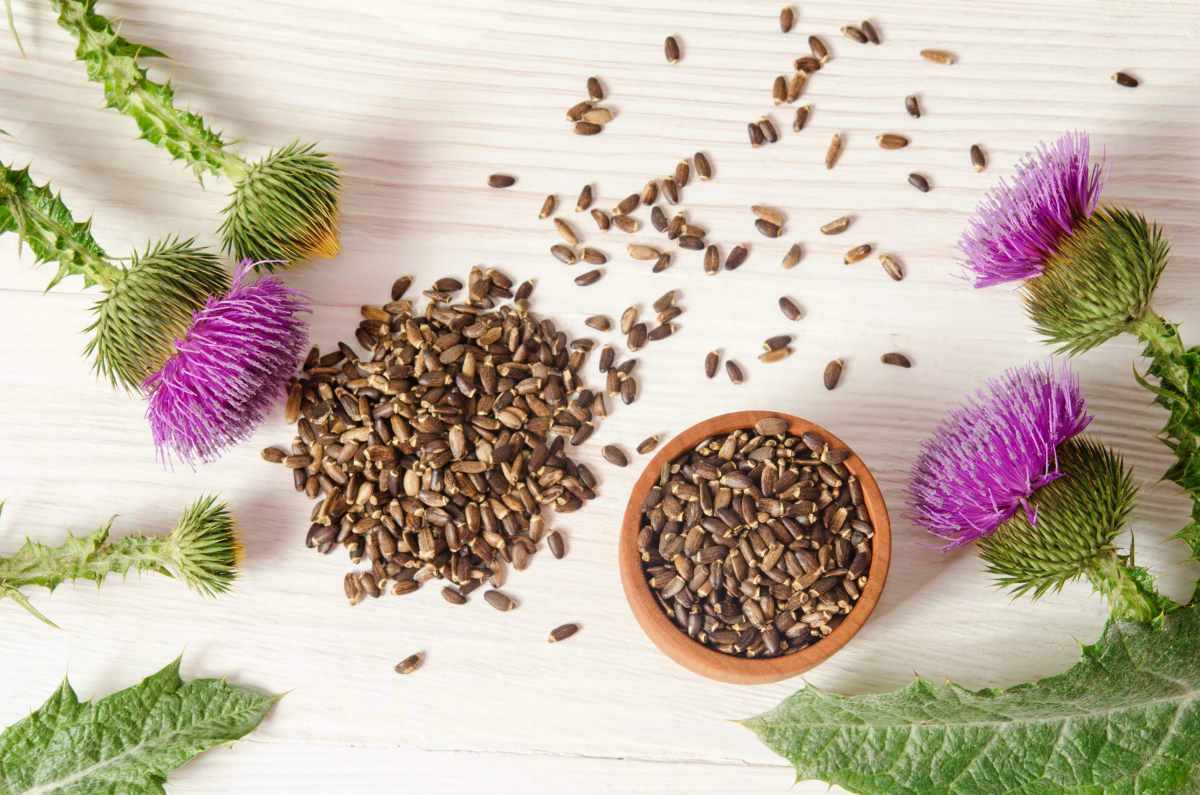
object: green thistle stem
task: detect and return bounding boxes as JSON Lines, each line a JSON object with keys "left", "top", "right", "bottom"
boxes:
{"left": 1085, "top": 551, "right": 1173, "bottom": 623}
{"left": 50, "top": 0, "right": 246, "bottom": 180}
{"left": 1131, "top": 310, "right": 1189, "bottom": 396}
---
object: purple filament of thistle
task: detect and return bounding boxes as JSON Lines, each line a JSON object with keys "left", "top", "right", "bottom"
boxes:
{"left": 909, "top": 360, "right": 1092, "bottom": 549}
{"left": 144, "top": 260, "right": 310, "bottom": 465}
{"left": 959, "top": 131, "right": 1103, "bottom": 287}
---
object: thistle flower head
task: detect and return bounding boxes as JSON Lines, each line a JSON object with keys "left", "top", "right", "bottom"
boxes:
{"left": 165, "top": 495, "right": 242, "bottom": 596}
{"left": 144, "top": 260, "right": 310, "bottom": 465}
{"left": 1024, "top": 207, "right": 1168, "bottom": 355}
{"left": 960, "top": 131, "right": 1103, "bottom": 287}
{"left": 978, "top": 437, "right": 1135, "bottom": 598}
{"left": 84, "top": 238, "right": 229, "bottom": 390}
{"left": 909, "top": 359, "right": 1092, "bottom": 548}
{"left": 220, "top": 141, "right": 341, "bottom": 270}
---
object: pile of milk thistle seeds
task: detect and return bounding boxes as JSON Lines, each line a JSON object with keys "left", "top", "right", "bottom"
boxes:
{"left": 265, "top": 267, "right": 603, "bottom": 611}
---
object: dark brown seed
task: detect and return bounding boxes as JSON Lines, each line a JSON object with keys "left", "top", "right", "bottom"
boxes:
{"left": 781, "top": 243, "right": 803, "bottom": 269}
{"left": 779, "top": 5, "right": 794, "bottom": 32}
{"left": 920, "top": 49, "right": 956, "bottom": 65}
{"left": 548, "top": 530, "right": 566, "bottom": 559}
{"left": 758, "top": 117, "right": 779, "bottom": 143}
{"left": 694, "top": 152, "right": 712, "bottom": 180}
{"left": 641, "top": 180, "right": 659, "bottom": 205}
{"left": 764, "top": 334, "right": 791, "bottom": 350}
{"left": 970, "top": 144, "right": 987, "bottom": 172}
{"left": 705, "top": 351, "right": 719, "bottom": 379}
{"left": 861, "top": 20, "right": 880, "bottom": 44}
{"left": 678, "top": 235, "right": 705, "bottom": 250}
{"left": 538, "top": 194, "right": 557, "bottom": 219}
{"left": 574, "top": 121, "right": 603, "bottom": 135}
{"left": 628, "top": 322, "right": 648, "bottom": 350}
{"left": 551, "top": 244, "right": 577, "bottom": 265}
{"left": 652, "top": 253, "right": 672, "bottom": 272}
{"left": 599, "top": 345, "right": 615, "bottom": 372}
{"left": 755, "top": 417, "right": 789, "bottom": 435}
{"left": 390, "top": 275, "right": 413, "bottom": 301}
{"left": 908, "top": 173, "right": 931, "bottom": 192}
{"left": 394, "top": 652, "right": 424, "bottom": 674}
{"left": 620, "top": 376, "right": 638, "bottom": 405}
{"left": 566, "top": 100, "right": 593, "bottom": 121}
{"left": 484, "top": 590, "right": 516, "bottom": 611}
{"left": 650, "top": 206, "right": 669, "bottom": 233}
{"left": 603, "top": 445, "right": 629, "bottom": 467}
{"left": 905, "top": 94, "right": 921, "bottom": 118}
{"left": 844, "top": 244, "right": 872, "bottom": 265}
{"left": 585, "top": 315, "right": 611, "bottom": 331}
{"left": 704, "top": 245, "right": 720, "bottom": 275}
{"left": 674, "top": 160, "right": 690, "bottom": 188}
{"left": 841, "top": 24, "right": 867, "bottom": 43}
{"left": 581, "top": 247, "right": 607, "bottom": 265}
{"left": 261, "top": 446, "right": 286, "bottom": 463}
{"left": 809, "top": 35, "right": 830, "bottom": 63}
{"left": 726, "top": 361, "right": 744, "bottom": 385}
{"left": 612, "top": 215, "right": 639, "bottom": 233}
{"left": 615, "top": 193, "right": 640, "bottom": 216}
{"left": 825, "top": 134, "right": 843, "bottom": 169}
{"left": 881, "top": 352, "right": 912, "bottom": 368}
{"left": 488, "top": 174, "right": 516, "bottom": 188}
{"left": 590, "top": 208, "right": 610, "bottom": 231}
{"left": 661, "top": 177, "right": 679, "bottom": 205}
{"left": 823, "top": 359, "right": 843, "bottom": 390}
{"left": 778, "top": 296, "right": 802, "bottom": 321}
{"left": 653, "top": 290, "right": 676, "bottom": 313}
{"left": 574, "top": 269, "right": 604, "bottom": 286}
{"left": 793, "top": 104, "right": 810, "bottom": 132}
{"left": 772, "top": 75, "right": 787, "bottom": 104}
{"left": 725, "top": 245, "right": 748, "bottom": 271}
{"left": 748, "top": 123, "right": 765, "bottom": 148}
{"left": 877, "top": 133, "right": 909, "bottom": 149}
{"left": 549, "top": 623, "right": 580, "bottom": 643}
{"left": 664, "top": 35, "right": 681, "bottom": 63}
{"left": 554, "top": 217, "right": 579, "bottom": 246}
{"left": 1112, "top": 71, "right": 1138, "bottom": 88}
{"left": 587, "top": 76, "right": 604, "bottom": 100}
{"left": 576, "top": 184, "right": 594, "bottom": 211}
{"left": 441, "top": 586, "right": 467, "bottom": 605}
{"left": 880, "top": 253, "right": 905, "bottom": 281}
{"left": 755, "top": 219, "right": 782, "bottom": 238}
{"left": 648, "top": 323, "right": 673, "bottom": 342}
{"left": 821, "top": 215, "right": 851, "bottom": 235}
{"left": 637, "top": 435, "right": 660, "bottom": 454}
{"left": 794, "top": 56, "right": 822, "bottom": 74}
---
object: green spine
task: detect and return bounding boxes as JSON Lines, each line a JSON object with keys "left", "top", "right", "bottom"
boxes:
{"left": 50, "top": 0, "right": 244, "bottom": 179}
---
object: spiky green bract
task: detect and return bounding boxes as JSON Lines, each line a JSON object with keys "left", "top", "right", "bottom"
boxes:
{"left": 84, "top": 238, "right": 229, "bottom": 390}
{"left": 0, "top": 657, "right": 278, "bottom": 794}
{"left": 0, "top": 496, "right": 240, "bottom": 625}
{"left": 219, "top": 142, "right": 342, "bottom": 269}
{"left": 51, "top": 0, "right": 241, "bottom": 180}
{"left": 0, "top": 161, "right": 117, "bottom": 290}
{"left": 744, "top": 604, "right": 1200, "bottom": 794}
{"left": 1024, "top": 207, "right": 1168, "bottom": 356}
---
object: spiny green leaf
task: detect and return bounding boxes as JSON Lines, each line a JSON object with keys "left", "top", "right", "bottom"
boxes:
{"left": 745, "top": 604, "right": 1200, "bottom": 794}
{"left": 0, "top": 657, "right": 277, "bottom": 794}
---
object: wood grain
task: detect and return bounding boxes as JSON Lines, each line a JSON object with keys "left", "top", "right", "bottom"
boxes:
{"left": 0, "top": 1, "right": 1198, "bottom": 792}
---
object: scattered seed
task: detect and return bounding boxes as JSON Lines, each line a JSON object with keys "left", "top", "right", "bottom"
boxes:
{"left": 920, "top": 49, "right": 956, "bottom": 65}
{"left": 905, "top": 94, "right": 921, "bottom": 118}
{"left": 484, "top": 590, "right": 516, "bottom": 611}
{"left": 577, "top": 185, "right": 594, "bottom": 212}
{"left": 779, "top": 296, "right": 802, "bottom": 321}
{"left": 877, "top": 133, "right": 909, "bottom": 149}
{"left": 755, "top": 220, "right": 781, "bottom": 238}
{"left": 791, "top": 105, "right": 810, "bottom": 134}
{"left": 758, "top": 117, "right": 779, "bottom": 143}
{"left": 261, "top": 446, "right": 286, "bottom": 463}
{"left": 704, "top": 244, "right": 721, "bottom": 275}
{"left": 907, "top": 173, "right": 931, "bottom": 192}
{"left": 574, "top": 121, "right": 603, "bottom": 135}
{"left": 629, "top": 244, "right": 661, "bottom": 261}
{"left": 390, "top": 275, "right": 413, "bottom": 301}
{"left": 861, "top": 20, "right": 880, "bottom": 44}
{"left": 615, "top": 193, "right": 640, "bottom": 216}
{"left": 823, "top": 359, "right": 843, "bottom": 390}
{"left": 759, "top": 347, "right": 791, "bottom": 363}
{"left": 652, "top": 253, "right": 672, "bottom": 272}
{"left": 395, "top": 652, "right": 424, "bottom": 674}
{"left": 574, "top": 269, "right": 604, "bottom": 286}
{"left": 844, "top": 244, "right": 872, "bottom": 265}
{"left": 764, "top": 334, "right": 791, "bottom": 351}
{"left": 548, "top": 530, "right": 567, "bottom": 559}
{"left": 841, "top": 24, "right": 867, "bottom": 43}
{"left": 620, "top": 305, "right": 639, "bottom": 334}
{"left": 787, "top": 72, "right": 806, "bottom": 102}
{"left": 879, "top": 253, "right": 905, "bottom": 281}
{"left": 726, "top": 361, "right": 744, "bottom": 384}
{"left": 603, "top": 445, "right": 629, "bottom": 467}
{"left": 652, "top": 290, "right": 676, "bottom": 313}
{"left": 566, "top": 100, "right": 593, "bottom": 121}
{"left": 821, "top": 215, "right": 851, "bottom": 235}
{"left": 825, "top": 134, "right": 843, "bottom": 169}
{"left": 809, "top": 35, "right": 830, "bottom": 63}
{"left": 599, "top": 345, "right": 615, "bottom": 372}
{"left": 881, "top": 352, "right": 912, "bottom": 367}
{"left": 551, "top": 244, "right": 578, "bottom": 265}
{"left": 748, "top": 122, "right": 766, "bottom": 148}
{"left": 538, "top": 195, "right": 557, "bottom": 219}
{"left": 781, "top": 243, "right": 803, "bottom": 269}
{"left": 637, "top": 435, "right": 661, "bottom": 454}
{"left": 678, "top": 235, "right": 705, "bottom": 250}
{"left": 581, "top": 247, "right": 607, "bottom": 265}
{"left": 441, "top": 586, "right": 467, "bottom": 605}
{"left": 705, "top": 351, "right": 719, "bottom": 378}
{"left": 751, "top": 205, "right": 786, "bottom": 227}
{"left": 621, "top": 376, "right": 638, "bottom": 405}
{"left": 641, "top": 180, "right": 658, "bottom": 205}
{"left": 772, "top": 75, "right": 787, "bottom": 104}
{"left": 582, "top": 108, "right": 614, "bottom": 124}
{"left": 554, "top": 218, "right": 579, "bottom": 246}
{"left": 695, "top": 152, "right": 713, "bottom": 180}
{"left": 725, "top": 245, "right": 749, "bottom": 271}
{"left": 650, "top": 206, "right": 669, "bottom": 233}
{"left": 779, "top": 5, "right": 795, "bottom": 32}
{"left": 587, "top": 76, "right": 604, "bottom": 100}
{"left": 664, "top": 35, "right": 681, "bottom": 63}
{"left": 661, "top": 176, "right": 680, "bottom": 204}
{"left": 970, "top": 144, "right": 987, "bottom": 172}
{"left": 585, "top": 315, "right": 611, "bottom": 331}
{"left": 1112, "top": 71, "right": 1139, "bottom": 88}
{"left": 549, "top": 623, "right": 580, "bottom": 643}
{"left": 628, "top": 322, "right": 648, "bottom": 350}
{"left": 488, "top": 174, "right": 515, "bottom": 188}
{"left": 755, "top": 416, "right": 789, "bottom": 435}
{"left": 613, "top": 215, "right": 640, "bottom": 233}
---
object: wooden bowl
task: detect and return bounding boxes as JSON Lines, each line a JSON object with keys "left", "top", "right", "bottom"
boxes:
{"left": 618, "top": 410, "right": 891, "bottom": 684}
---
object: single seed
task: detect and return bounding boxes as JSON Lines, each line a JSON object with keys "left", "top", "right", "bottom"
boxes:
{"left": 612, "top": 215, "right": 640, "bottom": 233}
{"left": 591, "top": 208, "right": 610, "bottom": 230}
{"left": 603, "top": 445, "right": 629, "bottom": 467}
{"left": 787, "top": 72, "right": 806, "bottom": 102}
{"left": 549, "top": 623, "right": 580, "bottom": 643}
{"left": 666, "top": 214, "right": 684, "bottom": 239}
{"left": 488, "top": 174, "right": 515, "bottom": 188}
{"left": 821, "top": 215, "right": 851, "bottom": 235}
{"left": 704, "top": 244, "right": 720, "bottom": 275}
{"left": 441, "top": 586, "right": 467, "bottom": 605}
{"left": 794, "top": 56, "right": 822, "bottom": 74}
{"left": 582, "top": 108, "right": 614, "bottom": 124}
{"left": 763, "top": 334, "right": 791, "bottom": 351}
{"left": 261, "top": 447, "right": 286, "bottom": 463}
{"left": 620, "top": 305, "right": 639, "bottom": 334}
{"left": 585, "top": 315, "right": 611, "bottom": 331}
{"left": 664, "top": 35, "right": 681, "bottom": 63}
{"left": 577, "top": 184, "right": 594, "bottom": 211}
{"left": 705, "top": 350, "right": 719, "bottom": 379}
{"left": 793, "top": 104, "right": 810, "bottom": 132}
{"left": 844, "top": 244, "right": 873, "bottom": 264}
{"left": 652, "top": 253, "right": 672, "bottom": 272}
{"left": 641, "top": 180, "right": 658, "bottom": 205}
{"left": 574, "top": 269, "right": 604, "bottom": 286}
{"left": 574, "top": 121, "right": 603, "bottom": 135}
{"left": 779, "top": 5, "right": 794, "bottom": 32}
{"left": 628, "top": 244, "right": 661, "bottom": 261}
{"left": 637, "top": 435, "right": 661, "bottom": 454}
{"left": 538, "top": 195, "right": 557, "bottom": 219}
{"left": 772, "top": 75, "right": 787, "bottom": 104}
{"left": 809, "top": 35, "right": 830, "bottom": 63}
{"left": 877, "top": 133, "right": 909, "bottom": 149}
{"left": 781, "top": 243, "right": 803, "bottom": 269}
{"left": 881, "top": 352, "right": 912, "bottom": 368}
{"left": 905, "top": 94, "right": 921, "bottom": 118}
{"left": 554, "top": 218, "right": 579, "bottom": 246}
{"left": 675, "top": 160, "right": 690, "bottom": 188}
{"left": 725, "top": 245, "right": 749, "bottom": 271}
{"left": 678, "top": 235, "right": 705, "bottom": 250}
{"left": 879, "top": 253, "right": 905, "bottom": 281}
{"left": 484, "top": 590, "right": 516, "bottom": 611}
{"left": 726, "top": 361, "right": 744, "bottom": 385}
{"left": 394, "top": 652, "right": 424, "bottom": 674}
{"left": 599, "top": 345, "right": 615, "bottom": 372}
{"left": 861, "top": 20, "right": 880, "bottom": 44}
{"left": 587, "top": 76, "right": 604, "bottom": 100}
{"left": 825, "top": 134, "right": 843, "bottom": 169}
{"left": 628, "top": 322, "right": 648, "bottom": 351}
{"left": 652, "top": 290, "right": 676, "bottom": 313}
{"left": 548, "top": 530, "right": 567, "bottom": 559}
{"left": 748, "top": 123, "right": 765, "bottom": 148}
{"left": 970, "top": 144, "right": 987, "bottom": 172}
{"left": 755, "top": 219, "right": 782, "bottom": 238}
{"left": 621, "top": 376, "right": 638, "bottom": 405}
{"left": 779, "top": 296, "right": 802, "bottom": 320}
{"left": 566, "top": 100, "right": 593, "bottom": 121}
{"left": 751, "top": 205, "right": 785, "bottom": 226}
{"left": 651, "top": 206, "right": 669, "bottom": 232}
{"left": 908, "top": 173, "right": 931, "bottom": 192}
{"left": 1112, "top": 71, "right": 1139, "bottom": 88}
{"left": 823, "top": 359, "right": 843, "bottom": 390}
{"left": 581, "top": 247, "right": 607, "bottom": 265}
{"left": 841, "top": 24, "right": 867, "bottom": 43}
{"left": 920, "top": 49, "right": 956, "bottom": 65}
{"left": 695, "top": 152, "right": 713, "bottom": 180}
{"left": 756, "top": 417, "right": 789, "bottom": 435}
{"left": 615, "top": 193, "right": 640, "bottom": 216}
{"left": 551, "top": 244, "right": 578, "bottom": 265}
{"left": 758, "top": 117, "right": 779, "bottom": 143}
{"left": 390, "top": 275, "right": 413, "bottom": 301}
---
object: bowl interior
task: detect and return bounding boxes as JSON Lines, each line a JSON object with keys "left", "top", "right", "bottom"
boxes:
{"left": 618, "top": 410, "right": 891, "bottom": 684}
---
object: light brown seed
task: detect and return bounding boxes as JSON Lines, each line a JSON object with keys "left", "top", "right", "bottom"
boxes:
{"left": 637, "top": 435, "right": 661, "bottom": 454}
{"left": 821, "top": 215, "right": 851, "bottom": 235}
{"left": 793, "top": 104, "right": 810, "bottom": 132}
{"left": 779, "top": 5, "right": 794, "bottom": 32}
{"left": 751, "top": 205, "right": 785, "bottom": 226}
{"left": 881, "top": 352, "right": 912, "bottom": 368}
{"left": 779, "top": 296, "right": 802, "bottom": 320}
{"left": 725, "top": 244, "right": 749, "bottom": 271}
{"left": 574, "top": 121, "right": 603, "bottom": 135}
{"left": 620, "top": 305, "right": 639, "bottom": 334}
{"left": 809, "top": 35, "right": 830, "bottom": 63}
{"left": 755, "top": 219, "right": 782, "bottom": 238}
{"left": 694, "top": 152, "right": 712, "bottom": 180}
{"left": 574, "top": 269, "right": 603, "bottom": 286}
{"left": 772, "top": 75, "right": 787, "bottom": 104}
{"left": 674, "top": 160, "right": 690, "bottom": 188}
{"left": 613, "top": 215, "right": 640, "bottom": 233}
{"left": 905, "top": 94, "right": 921, "bottom": 118}
{"left": 628, "top": 244, "right": 661, "bottom": 261}
{"left": 554, "top": 218, "right": 579, "bottom": 246}
{"left": 1112, "top": 71, "right": 1139, "bottom": 88}
{"left": 581, "top": 247, "right": 607, "bottom": 265}
{"left": 395, "top": 652, "right": 424, "bottom": 674}
{"left": 877, "top": 133, "right": 909, "bottom": 149}
{"left": 585, "top": 315, "right": 611, "bottom": 331}
{"left": 844, "top": 244, "right": 872, "bottom": 264}
{"left": 551, "top": 244, "right": 577, "bottom": 265}
{"left": 755, "top": 417, "right": 789, "bottom": 435}
{"left": 641, "top": 180, "right": 658, "bottom": 205}
{"left": 758, "top": 117, "right": 779, "bottom": 143}
{"left": 652, "top": 253, "right": 672, "bottom": 272}
{"left": 787, "top": 72, "right": 806, "bottom": 102}
{"left": 549, "top": 623, "right": 580, "bottom": 643}
{"left": 705, "top": 350, "right": 719, "bottom": 379}
{"left": 781, "top": 243, "right": 803, "bottom": 269}
{"left": 841, "top": 24, "right": 867, "bottom": 43}
{"left": 603, "top": 445, "right": 629, "bottom": 467}
{"left": 587, "top": 76, "right": 604, "bottom": 100}
{"left": 488, "top": 174, "right": 515, "bottom": 188}
{"left": 970, "top": 144, "right": 987, "bottom": 172}
{"left": 704, "top": 244, "right": 720, "bottom": 275}
{"left": 548, "top": 530, "right": 567, "bottom": 559}
{"left": 879, "top": 253, "right": 905, "bottom": 281}
{"left": 582, "top": 108, "right": 614, "bottom": 125}
{"left": 566, "top": 100, "right": 593, "bottom": 121}
{"left": 538, "top": 195, "right": 557, "bottom": 219}
{"left": 861, "top": 20, "right": 880, "bottom": 44}
{"left": 664, "top": 35, "right": 681, "bottom": 63}
{"left": 908, "top": 173, "right": 931, "bottom": 192}
{"left": 261, "top": 446, "right": 286, "bottom": 463}
{"left": 590, "top": 208, "right": 610, "bottom": 230}
{"left": 920, "top": 49, "right": 956, "bottom": 65}
{"left": 577, "top": 184, "right": 594, "bottom": 211}
{"left": 748, "top": 122, "right": 765, "bottom": 148}
{"left": 825, "top": 134, "right": 843, "bottom": 169}
{"left": 823, "top": 359, "right": 843, "bottom": 390}
{"left": 653, "top": 290, "right": 676, "bottom": 313}
{"left": 615, "top": 193, "right": 640, "bottom": 216}
{"left": 726, "top": 360, "right": 744, "bottom": 384}
{"left": 484, "top": 590, "right": 516, "bottom": 611}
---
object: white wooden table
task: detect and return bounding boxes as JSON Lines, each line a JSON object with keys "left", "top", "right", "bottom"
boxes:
{"left": 1, "top": 1, "right": 1198, "bottom": 792}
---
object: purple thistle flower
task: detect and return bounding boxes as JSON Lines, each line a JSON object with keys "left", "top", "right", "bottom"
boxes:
{"left": 959, "top": 132, "right": 1103, "bottom": 287}
{"left": 909, "top": 360, "right": 1092, "bottom": 549}
{"left": 144, "top": 260, "right": 310, "bottom": 465}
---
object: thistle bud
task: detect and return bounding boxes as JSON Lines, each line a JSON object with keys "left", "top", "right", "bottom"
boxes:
{"left": 166, "top": 495, "right": 243, "bottom": 597}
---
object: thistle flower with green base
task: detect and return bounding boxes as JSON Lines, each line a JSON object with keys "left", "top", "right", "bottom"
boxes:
{"left": 48, "top": 0, "right": 342, "bottom": 269}
{"left": 0, "top": 495, "right": 242, "bottom": 626}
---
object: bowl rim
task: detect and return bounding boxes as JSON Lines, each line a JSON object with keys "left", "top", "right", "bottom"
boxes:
{"left": 618, "top": 409, "right": 892, "bottom": 684}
